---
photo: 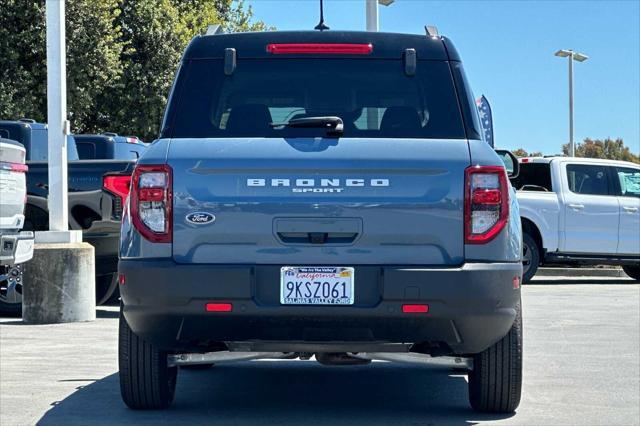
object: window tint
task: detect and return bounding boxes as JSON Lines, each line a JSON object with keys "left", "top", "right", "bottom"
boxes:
{"left": 510, "top": 163, "right": 553, "bottom": 192}
{"left": 76, "top": 142, "right": 97, "bottom": 160}
{"left": 29, "top": 130, "right": 48, "bottom": 160}
{"left": 566, "top": 164, "right": 611, "bottom": 196}
{"left": 168, "top": 59, "right": 465, "bottom": 139}
{"left": 28, "top": 131, "right": 79, "bottom": 161}
{"left": 450, "top": 62, "right": 482, "bottom": 140}
{"left": 615, "top": 167, "right": 640, "bottom": 198}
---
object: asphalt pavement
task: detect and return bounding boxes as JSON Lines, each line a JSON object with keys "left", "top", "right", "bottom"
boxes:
{"left": 1, "top": 276, "right": 638, "bottom": 426}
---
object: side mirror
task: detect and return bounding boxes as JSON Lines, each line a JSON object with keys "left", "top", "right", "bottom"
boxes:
{"left": 495, "top": 149, "right": 520, "bottom": 179}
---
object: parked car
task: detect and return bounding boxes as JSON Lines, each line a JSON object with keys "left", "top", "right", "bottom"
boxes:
{"left": 0, "top": 137, "right": 34, "bottom": 314}
{"left": 510, "top": 156, "right": 640, "bottom": 282}
{"left": 117, "top": 30, "right": 524, "bottom": 413}
{"left": 0, "top": 119, "right": 135, "bottom": 312}
{"left": 74, "top": 133, "right": 146, "bottom": 160}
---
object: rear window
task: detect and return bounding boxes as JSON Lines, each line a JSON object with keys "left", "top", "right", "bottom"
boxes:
{"left": 76, "top": 142, "right": 97, "bottom": 160}
{"left": 510, "top": 163, "right": 553, "bottom": 192}
{"left": 167, "top": 59, "right": 465, "bottom": 139}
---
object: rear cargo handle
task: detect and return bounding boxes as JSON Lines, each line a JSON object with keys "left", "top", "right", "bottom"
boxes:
{"left": 274, "top": 218, "right": 362, "bottom": 245}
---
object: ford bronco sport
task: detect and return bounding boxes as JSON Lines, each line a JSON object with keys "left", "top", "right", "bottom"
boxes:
{"left": 118, "top": 30, "right": 523, "bottom": 413}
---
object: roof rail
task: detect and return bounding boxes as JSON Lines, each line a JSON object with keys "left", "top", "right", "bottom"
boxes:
{"left": 102, "top": 132, "right": 118, "bottom": 137}
{"left": 18, "top": 118, "right": 36, "bottom": 123}
{"left": 205, "top": 24, "right": 223, "bottom": 36}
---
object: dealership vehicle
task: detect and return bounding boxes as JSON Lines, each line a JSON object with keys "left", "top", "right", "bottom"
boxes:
{"left": 0, "top": 137, "right": 34, "bottom": 314}
{"left": 510, "top": 157, "right": 640, "bottom": 282}
{"left": 74, "top": 133, "right": 146, "bottom": 160}
{"left": 0, "top": 119, "right": 135, "bottom": 309}
{"left": 118, "top": 30, "right": 523, "bottom": 413}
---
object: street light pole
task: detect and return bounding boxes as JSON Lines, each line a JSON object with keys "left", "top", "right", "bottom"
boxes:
{"left": 45, "top": 0, "right": 73, "bottom": 234}
{"left": 568, "top": 55, "right": 574, "bottom": 157}
{"left": 365, "top": 0, "right": 379, "bottom": 31}
{"left": 555, "top": 49, "right": 588, "bottom": 157}
{"left": 365, "top": 0, "right": 394, "bottom": 129}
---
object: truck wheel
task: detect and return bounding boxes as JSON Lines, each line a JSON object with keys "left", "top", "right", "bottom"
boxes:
{"left": 0, "top": 264, "right": 23, "bottom": 316}
{"left": 522, "top": 233, "right": 539, "bottom": 283}
{"left": 622, "top": 265, "right": 640, "bottom": 281}
{"left": 119, "top": 306, "right": 178, "bottom": 409}
{"left": 468, "top": 302, "right": 522, "bottom": 413}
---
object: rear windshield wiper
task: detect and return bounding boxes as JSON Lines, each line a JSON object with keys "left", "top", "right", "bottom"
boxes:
{"left": 270, "top": 116, "right": 344, "bottom": 136}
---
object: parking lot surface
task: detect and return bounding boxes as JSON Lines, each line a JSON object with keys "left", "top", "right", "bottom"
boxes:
{"left": 1, "top": 277, "right": 639, "bottom": 426}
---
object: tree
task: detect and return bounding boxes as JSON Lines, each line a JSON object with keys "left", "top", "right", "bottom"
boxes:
{"left": 0, "top": 0, "right": 124, "bottom": 129}
{"left": 0, "top": 0, "right": 272, "bottom": 141}
{"left": 563, "top": 138, "right": 639, "bottom": 164}
{"left": 213, "top": 0, "right": 275, "bottom": 32}
{"left": 512, "top": 148, "right": 543, "bottom": 158}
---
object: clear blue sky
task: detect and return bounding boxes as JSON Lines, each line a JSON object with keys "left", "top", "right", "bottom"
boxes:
{"left": 246, "top": 0, "right": 640, "bottom": 155}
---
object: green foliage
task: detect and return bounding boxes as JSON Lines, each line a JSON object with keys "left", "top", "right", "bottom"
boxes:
{"left": 563, "top": 138, "right": 639, "bottom": 164}
{"left": 512, "top": 148, "right": 543, "bottom": 158}
{"left": 0, "top": 0, "right": 271, "bottom": 141}
{"left": 213, "top": 0, "right": 276, "bottom": 32}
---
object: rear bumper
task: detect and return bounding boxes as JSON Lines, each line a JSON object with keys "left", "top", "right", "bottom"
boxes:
{"left": 119, "top": 260, "right": 522, "bottom": 355}
{"left": 0, "top": 231, "right": 34, "bottom": 265}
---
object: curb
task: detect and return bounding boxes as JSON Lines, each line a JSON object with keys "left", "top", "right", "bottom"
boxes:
{"left": 537, "top": 267, "right": 627, "bottom": 278}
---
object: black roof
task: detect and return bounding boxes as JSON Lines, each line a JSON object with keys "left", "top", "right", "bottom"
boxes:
{"left": 183, "top": 30, "right": 460, "bottom": 61}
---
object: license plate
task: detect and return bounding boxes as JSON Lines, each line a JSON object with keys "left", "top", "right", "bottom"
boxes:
{"left": 280, "top": 267, "right": 354, "bottom": 305}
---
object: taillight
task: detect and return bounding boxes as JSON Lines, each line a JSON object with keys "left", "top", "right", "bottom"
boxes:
{"left": 0, "top": 162, "right": 28, "bottom": 173}
{"left": 130, "top": 164, "right": 172, "bottom": 243}
{"left": 266, "top": 43, "right": 373, "bottom": 55}
{"left": 464, "top": 165, "right": 509, "bottom": 244}
{"left": 103, "top": 175, "right": 132, "bottom": 206}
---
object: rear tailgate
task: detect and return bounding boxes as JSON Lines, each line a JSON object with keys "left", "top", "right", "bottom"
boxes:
{"left": 0, "top": 139, "right": 27, "bottom": 230}
{"left": 169, "top": 137, "right": 470, "bottom": 266}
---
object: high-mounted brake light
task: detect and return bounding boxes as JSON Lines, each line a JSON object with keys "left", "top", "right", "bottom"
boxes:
{"left": 130, "top": 164, "right": 172, "bottom": 243}
{"left": 266, "top": 43, "right": 373, "bottom": 55}
{"left": 103, "top": 175, "right": 132, "bottom": 207}
{"left": 464, "top": 165, "right": 509, "bottom": 244}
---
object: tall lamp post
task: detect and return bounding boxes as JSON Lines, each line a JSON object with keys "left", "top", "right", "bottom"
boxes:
{"left": 365, "top": 0, "right": 394, "bottom": 129}
{"left": 555, "top": 49, "right": 589, "bottom": 157}
{"left": 365, "top": 0, "right": 394, "bottom": 32}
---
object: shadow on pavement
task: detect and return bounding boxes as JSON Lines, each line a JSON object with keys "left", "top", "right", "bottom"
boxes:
{"left": 37, "top": 361, "right": 514, "bottom": 426}
{"left": 528, "top": 278, "right": 635, "bottom": 285}
{"left": 96, "top": 308, "right": 120, "bottom": 319}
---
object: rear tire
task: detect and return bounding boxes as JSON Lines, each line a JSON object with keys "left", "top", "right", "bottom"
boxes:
{"left": 622, "top": 265, "right": 640, "bottom": 281}
{"left": 522, "top": 233, "right": 539, "bottom": 283}
{"left": 468, "top": 302, "right": 523, "bottom": 413}
{"left": 118, "top": 306, "right": 177, "bottom": 409}
{"left": 0, "top": 264, "right": 24, "bottom": 316}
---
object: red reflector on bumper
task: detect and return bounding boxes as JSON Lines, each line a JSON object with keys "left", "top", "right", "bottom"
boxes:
{"left": 205, "top": 303, "right": 233, "bottom": 312}
{"left": 118, "top": 273, "right": 126, "bottom": 285}
{"left": 402, "top": 304, "right": 429, "bottom": 313}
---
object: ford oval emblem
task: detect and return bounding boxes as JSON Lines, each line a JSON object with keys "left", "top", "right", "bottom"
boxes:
{"left": 186, "top": 212, "right": 215, "bottom": 225}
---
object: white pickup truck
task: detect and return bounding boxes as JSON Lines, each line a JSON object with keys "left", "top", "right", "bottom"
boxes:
{"left": 0, "top": 138, "right": 34, "bottom": 314}
{"left": 509, "top": 156, "right": 640, "bottom": 282}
